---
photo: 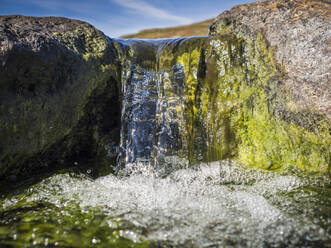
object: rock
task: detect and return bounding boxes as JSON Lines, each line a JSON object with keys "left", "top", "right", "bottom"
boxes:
{"left": 0, "top": 15, "right": 121, "bottom": 181}
{"left": 209, "top": 0, "right": 331, "bottom": 123}
{"left": 1, "top": 1, "right": 330, "bottom": 181}
{"left": 206, "top": 0, "right": 331, "bottom": 173}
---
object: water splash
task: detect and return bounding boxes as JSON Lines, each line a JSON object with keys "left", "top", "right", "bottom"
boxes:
{"left": 2, "top": 161, "right": 329, "bottom": 247}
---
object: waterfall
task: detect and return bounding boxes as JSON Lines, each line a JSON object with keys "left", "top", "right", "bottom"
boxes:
{"left": 116, "top": 39, "right": 159, "bottom": 165}
{"left": 115, "top": 37, "right": 209, "bottom": 168}
{"left": 112, "top": 34, "right": 330, "bottom": 173}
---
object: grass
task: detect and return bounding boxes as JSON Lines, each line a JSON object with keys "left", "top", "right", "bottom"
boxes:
{"left": 121, "top": 19, "right": 213, "bottom": 39}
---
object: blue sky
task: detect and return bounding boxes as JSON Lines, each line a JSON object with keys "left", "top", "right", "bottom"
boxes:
{"left": 0, "top": 0, "right": 255, "bottom": 37}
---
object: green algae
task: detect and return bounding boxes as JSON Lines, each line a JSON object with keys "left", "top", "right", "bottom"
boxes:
{"left": 206, "top": 33, "right": 330, "bottom": 174}
{"left": 177, "top": 47, "right": 204, "bottom": 161}
{"left": 0, "top": 172, "right": 152, "bottom": 247}
{"left": 156, "top": 38, "right": 209, "bottom": 160}
{"left": 0, "top": 199, "right": 150, "bottom": 248}
{"left": 158, "top": 33, "right": 330, "bottom": 174}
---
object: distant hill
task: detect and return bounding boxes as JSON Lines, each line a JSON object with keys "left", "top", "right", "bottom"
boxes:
{"left": 121, "top": 19, "right": 213, "bottom": 39}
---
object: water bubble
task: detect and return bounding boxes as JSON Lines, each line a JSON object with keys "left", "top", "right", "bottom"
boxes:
{"left": 13, "top": 160, "right": 327, "bottom": 247}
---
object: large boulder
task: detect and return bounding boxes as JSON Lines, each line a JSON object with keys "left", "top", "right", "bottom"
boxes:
{"left": 206, "top": 0, "right": 330, "bottom": 173}
{"left": 0, "top": 15, "right": 121, "bottom": 181}
{"left": 210, "top": 0, "right": 330, "bottom": 124}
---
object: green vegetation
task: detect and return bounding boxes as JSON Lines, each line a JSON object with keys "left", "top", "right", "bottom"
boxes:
{"left": 159, "top": 32, "right": 330, "bottom": 174}
{"left": 121, "top": 19, "right": 213, "bottom": 39}
{"left": 0, "top": 199, "right": 150, "bottom": 247}
{"left": 206, "top": 32, "right": 330, "bottom": 174}
{"left": 54, "top": 25, "right": 109, "bottom": 60}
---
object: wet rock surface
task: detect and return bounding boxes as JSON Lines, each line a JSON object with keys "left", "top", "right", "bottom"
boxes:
{"left": 0, "top": 16, "right": 121, "bottom": 182}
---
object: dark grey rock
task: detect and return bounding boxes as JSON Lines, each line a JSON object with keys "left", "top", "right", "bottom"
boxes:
{"left": 0, "top": 15, "right": 121, "bottom": 181}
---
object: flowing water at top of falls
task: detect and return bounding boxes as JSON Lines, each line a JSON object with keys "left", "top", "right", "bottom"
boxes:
{"left": 0, "top": 37, "right": 330, "bottom": 247}
{"left": 116, "top": 37, "right": 211, "bottom": 168}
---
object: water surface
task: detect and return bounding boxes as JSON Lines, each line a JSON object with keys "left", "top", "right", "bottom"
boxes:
{"left": 1, "top": 161, "right": 330, "bottom": 247}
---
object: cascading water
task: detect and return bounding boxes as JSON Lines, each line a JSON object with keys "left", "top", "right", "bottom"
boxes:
{"left": 117, "top": 37, "right": 211, "bottom": 169}
{"left": 0, "top": 36, "right": 330, "bottom": 247}
{"left": 118, "top": 40, "right": 159, "bottom": 164}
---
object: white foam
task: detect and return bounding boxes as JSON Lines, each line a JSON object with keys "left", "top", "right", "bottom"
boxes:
{"left": 20, "top": 161, "right": 329, "bottom": 247}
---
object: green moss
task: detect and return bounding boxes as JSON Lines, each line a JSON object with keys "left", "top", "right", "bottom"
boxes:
{"left": 54, "top": 25, "right": 108, "bottom": 61}
{"left": 0, "top": 199, "right": 150, "bottom": 248}
{"left": 172, "top": 32, "right": 330, "bottom": 174}
{"left": 177, "top": 49, "right": 203, "bottom": 161}
{"left": 217, "top": 33, "right": 329, "bottom": 173}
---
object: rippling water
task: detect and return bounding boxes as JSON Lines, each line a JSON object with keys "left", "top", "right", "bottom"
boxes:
{"left": 1, "top": 161, "right": 330, "bottom": 247}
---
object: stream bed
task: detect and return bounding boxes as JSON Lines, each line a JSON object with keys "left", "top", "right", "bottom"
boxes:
{"left": 1, "top": 161, "right": 330, "bottom": 247}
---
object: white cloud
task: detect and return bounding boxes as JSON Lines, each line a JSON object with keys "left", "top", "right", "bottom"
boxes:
{"left": 112, "top": 0, "right": 192, "bottom": 25}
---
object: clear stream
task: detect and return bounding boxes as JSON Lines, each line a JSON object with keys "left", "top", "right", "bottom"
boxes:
{"left": 0, "top": 37, "right": 330, "bottom": 247}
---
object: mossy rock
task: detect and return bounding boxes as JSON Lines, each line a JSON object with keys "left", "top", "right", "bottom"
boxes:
{"left": 0, "top": 16, "right": 121, "bottom": 183}
{"left": 206, "top": 1, "right": 330, "bottom": 174}
{"left": 1, "top": 2, "right": 330, "bottom": 184}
